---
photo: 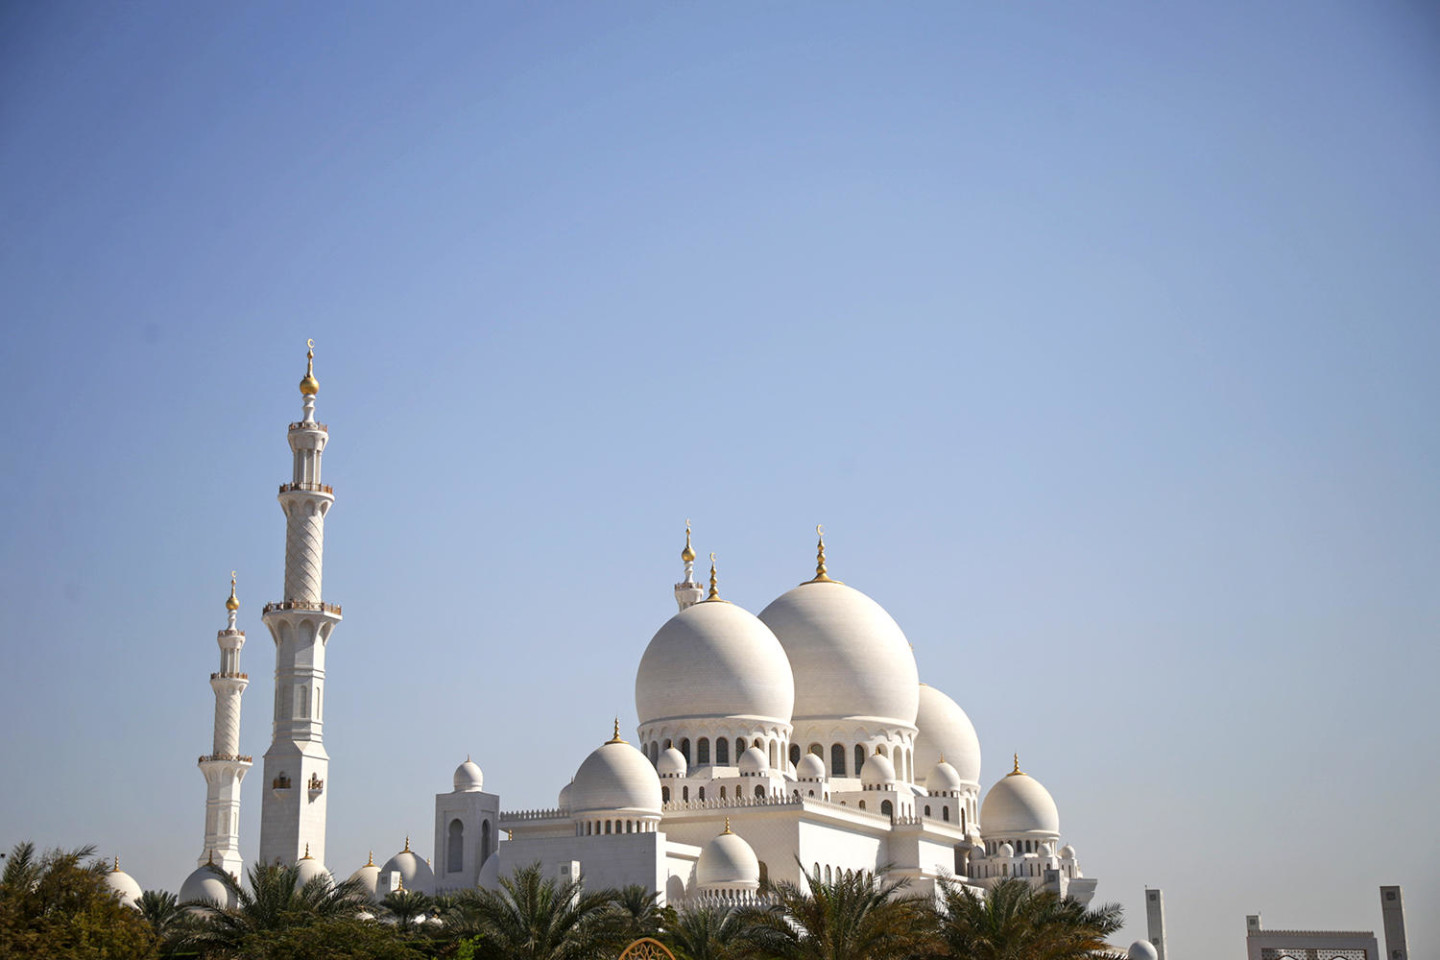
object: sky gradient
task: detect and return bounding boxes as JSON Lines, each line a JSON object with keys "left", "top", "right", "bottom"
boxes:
{"left": 2, "top": 3, "right": 1437, "bottom": 956}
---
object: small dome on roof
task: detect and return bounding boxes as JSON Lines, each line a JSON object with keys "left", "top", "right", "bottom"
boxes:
{"left": 295, "top": 848, "right": 332, "bottom": 887}
{"left": 998, "top": 841, "right": 1014, "bottom": 858}
{"left": 104, "top": 861, "right": 142, "bottom": 909}
{"left": 1060, "top": 843, "right": 1077, "bottom": 859}
{"left": 696, "top": 822, "right": 760, "bottom": 890}
{"left": 657, "top": 747, "right": 688, "bottom": 778}
{"left": 1128, "top": 942, "right": 1159, "bottom": 960}
{"left": 350, "top": 853, "right": 381, "bottom": 901}
{"left": 860, "top": 752, "right": 897, "bottom": 787}
{"left": 380, "top": 841, "right": 435, "bottom": 896}
{"left": 179, "top": 863, "right": 233, "bottom": 908}
{"left": 981, "top": 765, "right": 1061, "bottom": 837}
{"left": 738, "top": 746, "right": 768, "bottom": 776}
{"left": 558, "top": 780, "right": 573, "bottom": 812}
{"left": 453, "top": 758, "right": 484, "bottom": 793}
{"left": 926, "top": 760, "right": 964, "bottom": 795}
{"left": 796, "top": 753, "right": 826, "bottom": 780}
{"left": 570, "top": 733, "right": 663, "bottom": 817}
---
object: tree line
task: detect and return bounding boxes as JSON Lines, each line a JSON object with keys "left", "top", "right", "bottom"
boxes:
{"left": 0, "top": 841, "right": 1122, "bottom": 960}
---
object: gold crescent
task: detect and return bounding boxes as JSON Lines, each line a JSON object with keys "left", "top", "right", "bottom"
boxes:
{"left": 307, "top": 338, "right": 315, "bottom": 349}
{"left": 816, "top": 523, "right": 824, "bottom": 536}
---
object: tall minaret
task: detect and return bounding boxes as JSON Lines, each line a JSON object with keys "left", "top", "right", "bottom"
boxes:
{"left": 673, "top": 520, "right": 703, "bottom": 611}
{"left": 259, "top": 340, "right": 343, "bottom": 868}
{"left": 196, "top": 573, "right": 252, "bottom": 877}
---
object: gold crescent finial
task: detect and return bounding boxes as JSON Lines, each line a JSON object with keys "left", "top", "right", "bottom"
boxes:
{"left": 1009, "top": 753, "right": 1024, "bottom": 776}
{"left": 607, "top": 717, "right": 626, "bottom": 744}
{"left": 307, "top": 338, "right": 314, "bottom": 351}
{"left": 705, "top": 552, "right": 722, "bottom": 601}
{"left": 226, "top": 571, "right": 240, "bottom": 611}
{"left": 300, "top": 339, "right": 319, "bottom": 395}
{"left": 810, "top": 524, "right": 835, "bottom": 583}
{"left": 681, "top": 520, "right": 696, "bottom": 564}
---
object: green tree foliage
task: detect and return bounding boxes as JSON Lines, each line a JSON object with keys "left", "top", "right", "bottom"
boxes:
{"left": 659, "top": 903, "right": 754, "bottom": 960}
{"left": 454, "top": 862, "right": 619, "bottom": 960}
{"left": 0, "top": 841, "right": 159, "bottom": 960}
{"left": 184, "top": 862, "right": 372, "bottom": 955}
{"left": 228, "top": 918, "right": 426, "bottom": 960}
{"left": 378, "top": 889, "right": 433, "bottom": 933}
{"left": 738, "top": 864, "right": 936, "bottom": 960}
{"left": 934, "top": 877, "right": 1123, "bottom": 960}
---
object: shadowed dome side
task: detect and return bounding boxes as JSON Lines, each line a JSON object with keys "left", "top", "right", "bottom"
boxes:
{"left": 179, "top": 864, "right": 234, "bottom": 908}
{"left": 758, "top": 580, "right": 918, "bottom": 726}
{"left": 380, "top": 846, "right": 435, "bottom": 895}
{"left": 636, "top": 600, "right": 794, "bottom": 726}
{"left": 914, "top": 683, "right": 982, "bottom": 784}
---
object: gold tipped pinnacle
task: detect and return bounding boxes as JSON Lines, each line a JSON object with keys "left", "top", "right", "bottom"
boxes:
{"left": 809, "top": 524, "right": 839, "bottom": 583}
{"left": 301, "top": 843, "right": 312, "bottom": 860}
{"left": 299, "top": 338, "right": 319, "bottom": 396}
{"left": 113, "top": 855, "right": 119, "bottom": 872}
{"left": 608, "top": 717, "right": 626, "bottom": 744}
{"left": 226, "top": 571, "right": 239, "bottom": 612}
{"left": 722, "top": 817, "right": 732, "bottom": 835}
{"left": 207, "top": 849, "right": 214, "bottom": 866}
{"left": 367, "top": 851, "right": 375, "bottom": 867}
{"left": 681, "top": 520, "right": 696, "bottom": 564}
{"left": 1008, "top": 753, "right": 1025, "bottom": 777}
{"left": 703, "top": 552, "right": 725, "bottom": 602}
{"left": 403, "top": 836, "right": 411, "bottom": 852}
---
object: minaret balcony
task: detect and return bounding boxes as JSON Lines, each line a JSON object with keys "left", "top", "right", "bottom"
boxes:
{"left": 278, "top": 482, "right": 333, "bottom": 494}
{"left": 263, "top": 600, "right": 342, "bottom": 616}
{"left": 210, "top": 672, "right": 248, "bottom": 680}
{"left": 288, "top": 421, "right": 328, "bottom": 433}
{"left": 198, "top": 753, "right": 253, "bottom": 764}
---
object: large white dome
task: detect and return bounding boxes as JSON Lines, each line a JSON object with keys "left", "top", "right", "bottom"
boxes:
{"left": 914, "top": 683, "right": 982, "bottom": 784}
{"left": 104, "top": 864, "right": 142, "bottom": 908}
{"left": 380, "top": 844, "right": 435, "bottom": 895}
{"left": 295, "top": 852, "right": 332, "bottom": 888}
{"left": 636, "top": 600, "right": 794, "bottom": 726}
{"left": 179, "top": 864, "right": 233, "bottom": 908}
{"left": 570, "top": 736, "right": 663, "bottom": 816}
{"left": 981, "top": 768, "right": 1060, "bottom": 837}
{"left": 696, "top": 824, "right": 761, "bottom": 890}
{"left": 758, "top": 580, "right": 918, "bottom": 726}
{"left": 350, "top": 855, "right": 381, "bottom": 901}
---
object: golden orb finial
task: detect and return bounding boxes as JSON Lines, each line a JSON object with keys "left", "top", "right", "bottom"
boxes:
{"left": 113, "top": 855, "right": 119, "bottom": 872}
{"left": 608, "top": 717, "right": 626, "bottom": 744}
{"left": 207, "top": 849, "right": 214, "bottom": 866}
{"left": 681, "top": 520, "right": 696, "bottom": 564}
{"left": 1009, "top": 753, "right": 1025, "bottom": 777}
{"left": 367, "top": 850, "right": 375, "bottom": 867}
{"left": 704, "top": 552, "right": 723, "bottom": 601}
{"left": 299, "top": 338, "right": 319, "bottom": 396}
{"left": 301, "top": 842, "right": 312, "bottom": 860}
{"left": 809, "top": 524, "right": 837, "bottom": 583}
{"left": 403, "top": 835, "right": 410, "bottom": 852}
{"left": 226, "top": 571, "right": 239, "bottom": 612}
{"left": 722, "top": 817, "right": 732, "bottom": 835}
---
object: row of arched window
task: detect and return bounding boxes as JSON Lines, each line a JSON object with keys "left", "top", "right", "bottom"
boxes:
{"left": 444, "top": 818, "right": 492, "bottom": 874}
{"left": 647, "top": 735, "right": 788, "bottom": 770}
{"left": 578, "top": 819, "right": 657, "bottom": 836}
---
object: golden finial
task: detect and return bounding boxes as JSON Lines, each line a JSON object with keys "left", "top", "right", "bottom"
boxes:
{"left": 301, "top": 843, "right": 312, "bottom": 860}
{"left": 226, "top": 571, "right": 239, "bottom": 612}
{"left": 722, "top": 817, "right": 732, "bottom": 835}
{"left": 809, "top": 524, "right": 838, "bottom": 583}
{"left": 607, "top": 717, "right": 626, "bottom": 744}
{"left": 113, "top": 855, "right": 120, "bottom": 872}
{"left": 681, "top": 520, "right": 696, "bottom": 564}
{"left": 704, "top": 552, "right": 722, "bottom": 601}
{"left": 396, "top": 874, "right": 405, "bottom": 893}
{"left": 367, "top": 850, "right": 375, "bottom": 867}
{"left": 299, "top": 338, "right": 319, "bottom": 396}
{"left": 207, "top": 849, "right": 214, "bottom": 866}
{"left": 403, "top": 835, "right": 410, "bottom": 852}
{"left": 1008, "top": 753, "right": 1025, "bottom": 777}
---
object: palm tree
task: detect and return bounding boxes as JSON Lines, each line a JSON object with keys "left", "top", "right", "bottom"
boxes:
{"left": 934, "top": 877, "right": 1123, "bottom": 960}
{"left": 598, "top": 883, "right": 663, "bottom": 952}
{"left": 660, "top": 903, "right": 754, "bottom": 960}
{"left": 184, "top": 860, "right": 372, "bottom": 953}
{"left": 381, "top": 888, "right": 435, "bottom": 932}
{"left": 739, "top": 863, "right": 935, "bottom": 960}
{"left": 457, "top": 861, "right": 620, "bottom": 960}
{"left": 137, "top": 889, "right": 196, "bottom": 956}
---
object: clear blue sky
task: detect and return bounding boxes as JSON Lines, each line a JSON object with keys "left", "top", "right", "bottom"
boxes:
{"left": 2, "top": 2, "right": 1436, "bottom": 955}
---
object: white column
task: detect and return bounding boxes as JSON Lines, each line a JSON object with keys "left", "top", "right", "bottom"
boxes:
{"left": 196, "top": 577, "right": 251, "bottom": 877}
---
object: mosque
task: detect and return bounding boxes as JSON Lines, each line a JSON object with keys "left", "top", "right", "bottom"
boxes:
{"left": 103, "top": 345, "right": 1100, "bottom": 911}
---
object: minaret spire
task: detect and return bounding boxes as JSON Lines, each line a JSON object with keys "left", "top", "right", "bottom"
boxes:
{"left": 808, "top": 524, "right": 838, "bottom": 583}
{"left": 260, "top": 339, "right": 343, "bottom": 870}
{"left": 673, "top": 520, "right": 704, "bottom": 611}
{"left": 196, "top": 571, "right": 252, "bottom": 876}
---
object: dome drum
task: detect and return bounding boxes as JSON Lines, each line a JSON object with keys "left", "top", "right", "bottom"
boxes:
{"left": 640, "top": 722, "right": 792, "bottom": 775}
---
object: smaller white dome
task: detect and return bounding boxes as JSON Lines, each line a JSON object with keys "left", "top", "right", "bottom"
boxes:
{"left": 295, "top": 852, "right": 332, "bottom": 887}
{"left": 380, "top": 843, "right": 435, "bottom": 896}
{"left": 477, "top": 852, "right": 500, "bottom": 890}
{"left": 104, "top": 864, "right": 142, "bottom": 908}
{"left": 570, "top": 734, "right": 663, "bottom": 816}
{"left": 453, "top": 758, "right": 484, "bottom": 793}
{"left": 738, "top": 746, "right": 768, "bottom": 776}
{"left": 998, "top": 842, "right": 1014, "bottom": 858}
{"left": 1128, "top": 942, "right": 1160, "bottom": 960}
{"left": 350, "top": 856, "right": 381, "bottom": 901}
{"left": 179, "top": 864, "right": 233, "bottom": 908}
{"left": 796, "top": 753, "right": 826, "bottom": 780}
{"left": 981, "top": 768, "right": 1061, "bottom": 837}
{"left": 860, "top": 753, "right": 897, "bottom": 787}
{"left": 657, "top": 747, "right": 688, "bottom": 778}
{"left": 558, "top": 780, "right": 573, "bottom": 812}
{"left": 696, "top": 824, "right": 760, "bottom": 890}
{"left": 926, "top": 760, "right": 964, "bottom": 794}
{"left": 967, "top": 844, "right": 986, "bottom": 860}
{"left": 1060, "top": 843, "right": 1076, "bottom": 859}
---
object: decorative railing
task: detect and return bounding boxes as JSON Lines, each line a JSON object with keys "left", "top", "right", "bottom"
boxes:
{"left": 687, "top": 890, "right": 775, "bottom": 908}
{"left": 278, "top": 482, "right": 333, "bottom": 494}
{"left": 199, "top": 753, "right": 253, "bottom": 764}
{"left": 263, "top": 600, "right": 342, "bottom": 616}
{"left": 210, "top": 672, "right": 248, "bottom": 680}
{"left": 288, "top": 422, "right": 328, "bottom": 432}
{"left": 499, "top": 808, "right": 566, "bottom": 822}
{"left": 662, "top": 794, "right": 803, "bottom": 813}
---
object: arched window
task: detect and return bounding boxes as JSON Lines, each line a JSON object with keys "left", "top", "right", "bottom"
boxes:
{"left": 876, "top": 743, "right": 888, "bottom": 756}
{"left": 662, "top": 786, "right": 670, "bottom": 802}
{"left": 758, "top": 861, "right": 768, "bottom": 886}
{"left": 682, "top": 785, "right": 689, "bottom": 801}
{"left": 697, "top": 738, "right": 710, "bottom": 764}
{"left": 481, "top": 819, "right": 491, "bottom": 865}
{"left": 680, "top": 738, "right": 691, "bottom": 765}
{"left": 943, "top": 807, "right": 950, "bottom": 822}
{"left": 698, "top": 787, "right": 705, "bottom": 801}
{"left": 752, "top": 784, "right": 763, "bottom": 799}
{"left": 881, "top": 799, "right": 894, "bottom": 817}
{"left": 719, "top": 786, "right": 726, "bottom": 799}
{"left": 924, "top": 805, "right": 931, "bottom": 817}
{"left": 447, "top": 819, "right": 464, "bottom": 873}
{"left": 716, "top": 738, "right": 730, "bottom": 765}
{"left": 605, "top": 821, "right": 611, "bottom": 834}
{"left": 664, "top": 738, "right": 672, "bottom": 750}
{"left": 808, "top": 790, "right": 815, "bottom": 797}
{"left": 825, "top": 865, "right": 832, "bottom": 883}
{"left": 809, "top": 743, "right": 823, "bottom": 757}
{"left": 769, "top": 741, "right": 777, "bottom": 768}
{"left": 790, "top": 743, "right": 801, "bottom": 766}
{"left": 831, "top": 743, "right": 847, "bottom": 776}
{"left": 960, "top": 808, "right": 965, "bottom": 831}
{"left": 858, "top": 800, "right": 866, "bottom": 810}
{"left": 736, "top": 738, "right": 745, "bottom": 761}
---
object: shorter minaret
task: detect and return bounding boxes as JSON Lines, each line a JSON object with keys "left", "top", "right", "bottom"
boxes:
{"left": 673, "top": 521, "right": 703, "bottom": 611}
{"left": 197, "top": 573, "right": 252, "bottom": 876}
